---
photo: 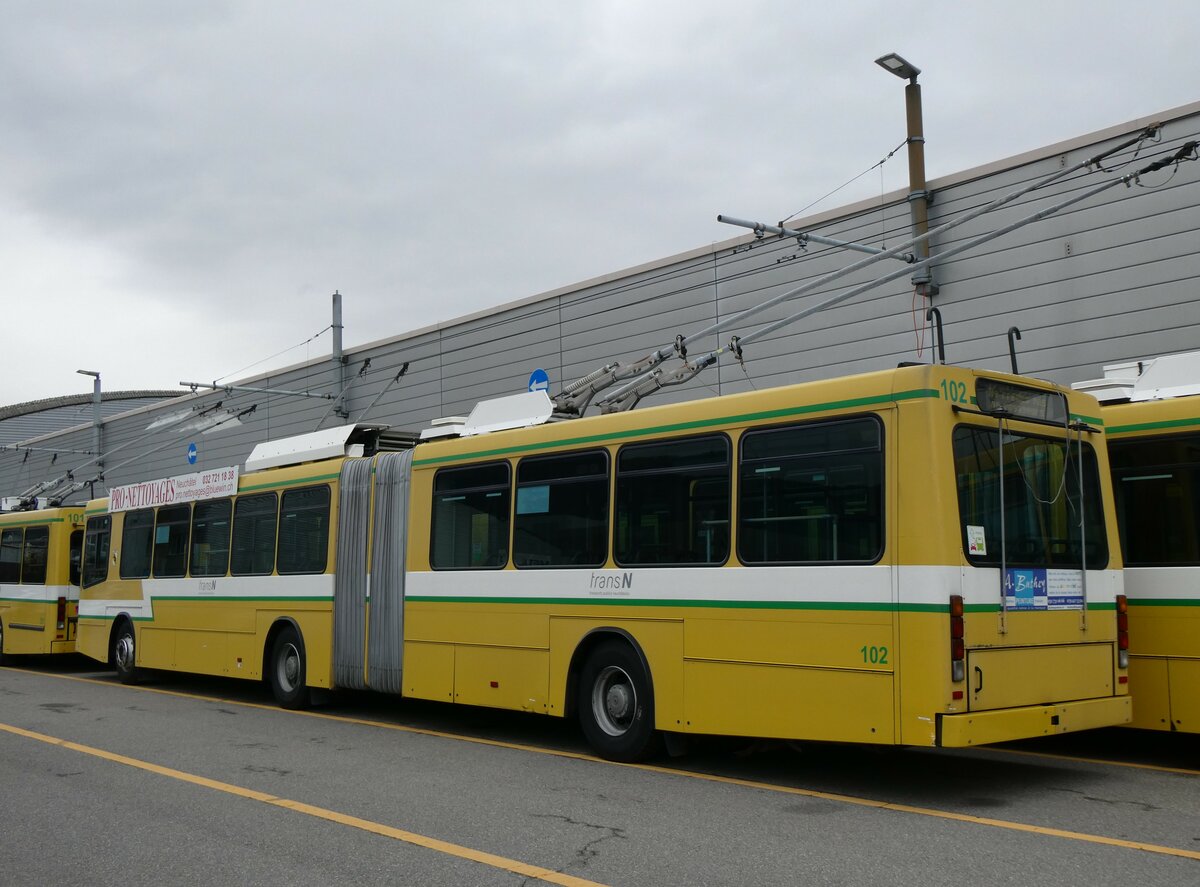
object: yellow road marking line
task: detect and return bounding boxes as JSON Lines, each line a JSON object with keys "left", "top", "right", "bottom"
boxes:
{"left": 10, "top": 668, "right": 1200, "bottom": 862}
{"left": 33, "top": 668, "right": 1200, "bottom": 778}
{"left": 0, "top": 720, "right": 607, "bottom": 887}
{"left": 628, "top": 764, "right": 1200, "bottom": 862}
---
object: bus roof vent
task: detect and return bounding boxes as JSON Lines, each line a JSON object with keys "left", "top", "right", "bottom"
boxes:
{"left": 419, "top": 416, "right": 468, "bottom": 441}
{"left": 419, "top": 391, "right": 555, "bottom": 441}
{"left": 1073, "top": 351, "right": 1200, "bottom": 403}
{"left": 245, "top": 423, "right": 393, "bottom": 473}
{"left": 0, "top": 496, "right": 49, "bottom": 513}
{"left": 462, "top": 390, "right": 554, "bottom": 437}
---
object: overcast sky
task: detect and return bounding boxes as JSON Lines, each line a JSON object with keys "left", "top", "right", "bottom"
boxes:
{"left": 2, "top": 1, "right": 1197, "bottom": 406}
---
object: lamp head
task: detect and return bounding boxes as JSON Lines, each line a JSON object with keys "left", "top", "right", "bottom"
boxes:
{"left": 875, "top": 53, "right": 920, "bottom": 83}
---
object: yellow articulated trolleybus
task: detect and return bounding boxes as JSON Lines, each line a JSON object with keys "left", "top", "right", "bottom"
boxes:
{"left": 1077, "top": 352, "right": 1200, "bottom": 733}
{"left": 76, "top": 363, "right": 1130, "bottom": 760}
{"left": 0, "top": 504, "right": 85, "bottom": 662}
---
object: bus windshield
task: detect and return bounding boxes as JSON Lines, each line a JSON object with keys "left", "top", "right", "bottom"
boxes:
{"left": 953, "top": 425, "right": 1108, "bottom": 569}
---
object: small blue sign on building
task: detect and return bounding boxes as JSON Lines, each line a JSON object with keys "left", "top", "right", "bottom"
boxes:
{"left": 528, "top": 368, "right": 550, "bottom": 392}
{"left": 187, "top": 442, "right": 198, "bottom": 465}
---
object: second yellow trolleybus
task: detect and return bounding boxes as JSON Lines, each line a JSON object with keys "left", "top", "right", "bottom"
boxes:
{"left": 0, "top": 505, "right": 84, "bottom": 662}
{"left": 1078, "top": 352, "right": 1200, "bottom": 733}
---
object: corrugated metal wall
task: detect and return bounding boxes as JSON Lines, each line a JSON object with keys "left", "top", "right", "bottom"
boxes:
{"left": 4, "top": 102, "right": 1198, "bottom": 503}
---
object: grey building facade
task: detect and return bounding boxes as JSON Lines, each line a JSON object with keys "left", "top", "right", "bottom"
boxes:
{"left": 2, "top": 100, "right": 1197, "bottom": 504}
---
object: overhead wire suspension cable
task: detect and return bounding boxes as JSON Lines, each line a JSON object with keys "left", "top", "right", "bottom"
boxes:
{"left": 595, "top": 137, "right": 1197, "bottom": 412}
{"left": 580, "top": 124, "right": 1170, "bottom": 414}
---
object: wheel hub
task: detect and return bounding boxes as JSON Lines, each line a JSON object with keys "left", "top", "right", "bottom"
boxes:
{"left": 279, "top": 644, "right": 300, "bottom": 690}
{"left": 115, "top": 635, "right": 134, "bottom": 670}
{"left": 605, "top": 684, "right": 632, "bottom": 720}
{"left": 592, "top": 664, "right": 636, "bottom": 737}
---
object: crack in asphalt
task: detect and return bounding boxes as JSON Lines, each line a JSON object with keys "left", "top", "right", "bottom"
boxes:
{"left": 1050, "top": 786, "right": 1161, "bottom": 812}
{"left": 524, "top": 812, "right": 627, "bottom": 885}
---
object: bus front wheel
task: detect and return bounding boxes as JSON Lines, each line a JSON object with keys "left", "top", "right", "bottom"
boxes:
{"left": 268, "top": 626, "right": 310, "bottom": 710}
{"left": 113, "top": 621, "right": 139, "bottom": 684}
{"left": 578, "top": 640, "right": 660, "bottom": 762}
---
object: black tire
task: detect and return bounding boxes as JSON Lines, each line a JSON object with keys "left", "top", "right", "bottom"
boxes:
{"left": 0, "top": 619, "right": 7, "bottom": 666}
{"left": 112, "top": 620, "right": 140, "bottom": 685}
{"left": 268, "top": 626, "right": 310, "bottom": 710}
{"left": 578, "top": 639, "right": 661, "bottom": 762}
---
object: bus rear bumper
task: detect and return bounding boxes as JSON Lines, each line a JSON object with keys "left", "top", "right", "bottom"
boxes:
{"left": 937, "top": 696, "right": 1132, "bottom": 747}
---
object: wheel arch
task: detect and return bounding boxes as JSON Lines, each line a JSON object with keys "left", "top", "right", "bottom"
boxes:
{"left": 564, "top": 627, "right": 652, "bottom": 720}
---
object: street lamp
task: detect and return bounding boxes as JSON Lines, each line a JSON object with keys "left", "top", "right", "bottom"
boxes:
{"left": 76, "top": 370, "right": 103, "bottom": 471}
{"left": 874, "top": 53, "right": 937, "bottom": 297}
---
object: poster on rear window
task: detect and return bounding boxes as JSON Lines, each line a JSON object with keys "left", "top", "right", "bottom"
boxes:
{"left": 1004, "top": 568, "right": 1083, "bottom": 611}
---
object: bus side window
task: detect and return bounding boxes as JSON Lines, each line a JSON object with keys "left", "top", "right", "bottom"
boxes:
{"left": 120, "top": 509, "right": 155, "bottom": 580}
{"left": 277, "top": 487, "right": 331, "bottom": 574}
{"left": 20, "top": 526, "right": 49, "bottom": 584}
{"left": 153, "top": 504, "right": 191, "bottom": 578}
{"left": 739, "top": 417, "right": 884, "bottom": 565}
{"left": 191, "top": 498, "right": 233, "bottom": 577}
{"left": 514, "top": 450, "right": 608, "bottom": 568}
{"left": 0, "top": 528, "right": 23, "bottom": 583}
{"left": 69, "top": 530, "right": 83, "bottom": 587}
{"left": 231, "top": 493, "right": 278, "bottom": 576}
{"left": 615, "top": 435, "right": 730, "bottom": 566}
{"left": 1110, "top": 433, "right": 1200, "bottom": 566}
{"left": 430, "top": 463, "right": 511, "bottom": 569}
{"left": 82, "top": 516, "right": 112, "bottom": 589}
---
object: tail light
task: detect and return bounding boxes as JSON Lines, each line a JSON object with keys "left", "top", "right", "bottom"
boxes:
{"left": 950, "top": 595, "right": 965, "bottom": 682}
{"left": 56, "top": 596, "right": 66, "bottom": 631}
{"left": 1116, "top": 594, "right": 1129, "bottom": 669}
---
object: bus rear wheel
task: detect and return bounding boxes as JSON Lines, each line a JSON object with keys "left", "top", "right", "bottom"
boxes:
{"left": 113, "top": 621, "right": 140, "bottom": 684}
{"left": 578, "top": 640, "right": 660, "bottom": 762}
{"left": 268, "top": 626, "right": 310, "bottom": 710}
{"left": 0, "top": 619, "right": 7, "bottom": 665}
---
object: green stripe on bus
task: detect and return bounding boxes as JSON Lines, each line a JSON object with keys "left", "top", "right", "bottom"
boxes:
{"left": 238, "top": 472, "right": 341, "bottom": 493}
{"left": 160, "top": 596, "right": 333, "bottom": 603}
{"left": 405, "top": 596, "right": 901, "bottom": 611}
{"left": 80, "top": 595, "right": 334, "bottom": 619}
{"left": 0, "top": 517, "right": 65, "bottom": 526}
{"left": 1127, "top": 598, "right": 1200, "bottom": 607}
{"left": 405, "top": 597, "right": 1117, "bottom": 612}
{"left": 413, "top": 388, "right": 940, "bottom": 466}
{"left": 1107, "top": 417, "right": 1200, "bottom": 436}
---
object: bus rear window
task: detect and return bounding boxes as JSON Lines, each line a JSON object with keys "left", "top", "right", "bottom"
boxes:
{"left": 954, "top": 426, "right": 1107, "bottom": 569}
